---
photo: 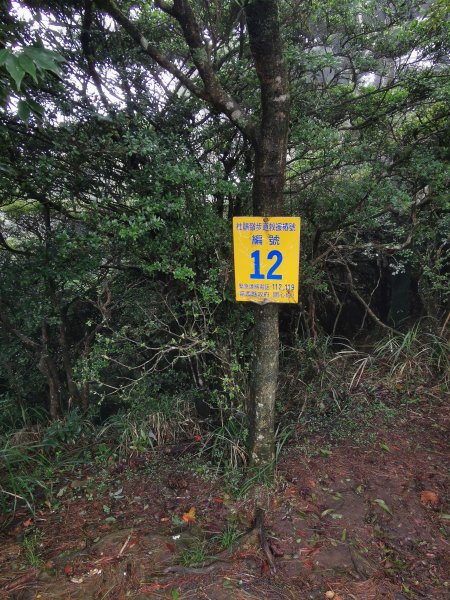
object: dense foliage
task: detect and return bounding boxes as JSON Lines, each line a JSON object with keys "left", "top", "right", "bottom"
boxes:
{"left": 0, "top": 0, "right": 448, "bottom": 460}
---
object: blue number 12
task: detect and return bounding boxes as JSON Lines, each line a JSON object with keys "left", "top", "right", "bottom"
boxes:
{"left": 250, "top": 250, "right": 283, "bottom": 280}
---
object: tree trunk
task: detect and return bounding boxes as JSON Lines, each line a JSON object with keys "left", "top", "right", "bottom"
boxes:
{"left": 59, "top": 313, "right": 82, "bottom": 409}
{"left": 46, "top": 361, "right": 61, "bottom": 420}
{"left": 80, "top": 337, "right": 92, "bottom": 412}
{"left": 40, "top": 322, "right": 62, "bottom": 419}
{"left": 245, "top": 0, "right": 290, "bottom": 467}
{"left": 0, "top": 307, "right": 61, "bottom": 418}
{"left": 249, "top": 303, "right": 279, "bottom": 465}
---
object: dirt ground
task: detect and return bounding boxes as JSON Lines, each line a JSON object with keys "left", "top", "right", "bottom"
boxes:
{"left": 0, "top": 394, "right": 448, "bottom": 600}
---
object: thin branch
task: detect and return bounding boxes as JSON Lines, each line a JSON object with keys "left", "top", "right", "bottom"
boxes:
{"left": 0, "top": 230, "right": 30, "bottom": 256}
{"left": 81, "top": 0, "right": 111, "bottom": 112}
{"left": 0, "top": 308, "right": 42, "bottom": 351}
{"left": 96, "top": 0, "right": 255, "bottom": 141}
{"left": 340, "top": 260, "right": 400, "bottom": 335}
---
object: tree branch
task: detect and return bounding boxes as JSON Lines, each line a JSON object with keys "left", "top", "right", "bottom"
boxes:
{"left": 81, "top": 0, "right": 111, "bottom": 112}
{"left": 0, "top": 307, "right": 42, "bottom": 351}
{"left": 0, "top": 230, "right": 30, "bottom": 256}
{"left": 96, "top": 0, "right": 255, "bottom": 141}
{"left": 340, "top": 260, "right": 400, "bottom": 335}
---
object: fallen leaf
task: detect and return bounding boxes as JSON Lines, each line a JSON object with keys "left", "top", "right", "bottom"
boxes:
{"left": 303, "top": 558, "right": 314, "bottom": 570}
{"left": 70, "top": 576, "right": 84, "bottom": 584}
{"left": 182, "top": 506, "right": 196, "bottom": 523}
{"left": 373, "top": 498, "right": 393, "bottom": 516}
{"left": 23, "top": 518, "right": 33, "bottom": 528}
{"left": 420, "top": 490, "right": 439, "bottom": 506}
{"left": 268, "top": 539, "right": 284, "bottom": 557}
{"left": 261, "top": 560, "right": 270, "bottom": 574}
{"left": 64, "top": 564, "right": 73, "bottom": 576}
{"left": 166, "top": 542, "right": 176, "bottom": 553}
{"left": 140, "top": 583, "right": 161, "bottom": 593}
{"left": 57, "top": 486, "right": 67, "bottom": 498}
{"left": 213, "top": 497, "right": 224, "bottom": 503}
{"left": 105, "top": 516, "right": 116, "bottom": 524}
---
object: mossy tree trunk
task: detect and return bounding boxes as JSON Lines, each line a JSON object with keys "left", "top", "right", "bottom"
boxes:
{"left": 245, "top": 1, "right": 289, "bottom": 466}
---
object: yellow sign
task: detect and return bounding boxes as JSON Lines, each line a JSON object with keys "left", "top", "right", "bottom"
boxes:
{"left": 233, "top": 216, "right": 301, "bottom": 303}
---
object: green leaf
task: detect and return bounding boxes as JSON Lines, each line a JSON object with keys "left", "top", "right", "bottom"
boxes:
{"left": 42, "top": 48, "right": 65, "bottom": 63}
{"left": 104, "top": 516, "right": 116, "bottom": 524}
{"left": 26, "top": 47, "right": 63, "bottom": 75}
{"left": 0, "top": 162, "right": 16, "bottom": 175}
{"left": 17, "top": 99, "right": 31, "bottom": 121}
{"left": 439, "top": 514, "right": 450, "bottom": 520}
{"left": 373, "top": 498, "right": 393, "bottom": 516}
{"left": 0, "top": 86, "right": 7, "bottom": 106}
{"left": 26, "top": 98, "right": 44, "bottom": 116}
{"left": 0, "top": 48, "right": 11, "bottom": 67}
{"left": 56, "top": 486, "right": 67, "bottom": 498}
{"left": 5, "top": 54, "right": 25, "bottom": 90}
{"left": 18, "top": 52, "right": 38, "bottom": 83}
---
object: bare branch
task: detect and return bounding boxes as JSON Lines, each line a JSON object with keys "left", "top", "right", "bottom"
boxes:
{"left": 340, "top": 259, "right": 400, "bottom": 335}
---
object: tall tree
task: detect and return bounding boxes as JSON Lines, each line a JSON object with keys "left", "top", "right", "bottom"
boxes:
{"left": 93, "top": 0, "right": 289, "bottom": 467}
{"left": 1, "top": 0, "right": 447, "bottom": 464}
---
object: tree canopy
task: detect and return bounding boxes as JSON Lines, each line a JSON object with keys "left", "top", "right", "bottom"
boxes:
{"left": 0, "top": 0, "right": 448, "bottom": 466}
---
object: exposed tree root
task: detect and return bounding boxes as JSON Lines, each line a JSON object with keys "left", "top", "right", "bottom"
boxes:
{"left": 164, "top": 560, "right": 230, "bottom": 575}
{"left": 254, "top": 507, "right": 276, "bottom": 574}
{"left": 164, "top": 506, "right": 276, "bottom": 576}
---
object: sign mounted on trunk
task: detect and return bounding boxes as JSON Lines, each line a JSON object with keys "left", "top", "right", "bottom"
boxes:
{"left": 233, "top": 216, "right": 301, "bottom": 304}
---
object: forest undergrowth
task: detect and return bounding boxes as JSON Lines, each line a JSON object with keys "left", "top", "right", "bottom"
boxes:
{"left": 0, "top": 328, "right": 448, "bottom": 599}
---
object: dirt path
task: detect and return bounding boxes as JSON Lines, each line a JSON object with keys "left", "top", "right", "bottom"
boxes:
{"left": 0, "top": 398, "right": 448, "bottom": 600}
